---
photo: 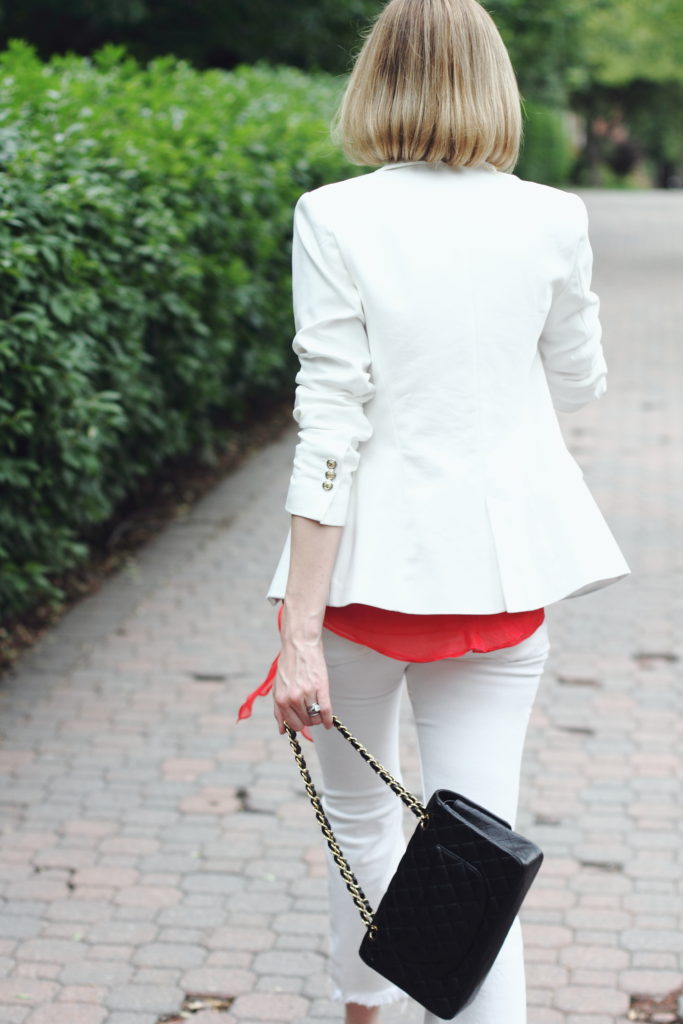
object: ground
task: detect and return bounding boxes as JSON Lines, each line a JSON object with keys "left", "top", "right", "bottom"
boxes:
{"left": 0, "top": 190, "right": 682, "bottom": 1024}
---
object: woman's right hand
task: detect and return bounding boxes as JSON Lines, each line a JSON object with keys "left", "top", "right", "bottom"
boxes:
{"left": 272, "top": 634, "right": 334, "bottom": 735}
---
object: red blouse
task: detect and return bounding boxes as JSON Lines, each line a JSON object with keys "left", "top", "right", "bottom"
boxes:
{"left": 237, "top": 603, "right": 544, "bottom": 727}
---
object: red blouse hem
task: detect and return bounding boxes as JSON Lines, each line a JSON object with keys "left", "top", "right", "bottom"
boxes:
{"left": 237, "top": 604, "right": 544, "bottom": 734}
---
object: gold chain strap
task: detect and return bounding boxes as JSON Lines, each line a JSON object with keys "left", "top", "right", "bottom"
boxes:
{"left": 285, "top": 723, "right": 376, "bottom": 931}
{"left": 285, "top": 715, "right": 428, "bottom": 932}
{"left": 331, "top": 716, "right": 427, "bottom": 823}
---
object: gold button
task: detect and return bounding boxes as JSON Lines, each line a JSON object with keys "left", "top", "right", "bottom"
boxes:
{"left": 325, "top": 470, "right": 336, "bottom": 480}
{"left": 322, "top": 481, "right": 333, "bottom": 491}
{"left": 326, "top": 459, "right": 337, "bottom": 469}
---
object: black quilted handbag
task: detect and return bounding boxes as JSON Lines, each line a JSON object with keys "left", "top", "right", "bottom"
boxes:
{"left": 286, "top": 716, "right": 543, "bottom": 1020}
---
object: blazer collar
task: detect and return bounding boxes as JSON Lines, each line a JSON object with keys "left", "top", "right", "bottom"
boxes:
{"left": 377, "top": 160, "right": 497, "bottom": 173}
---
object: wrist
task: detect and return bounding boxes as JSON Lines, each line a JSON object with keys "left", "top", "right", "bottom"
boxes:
{"left": 281, "top": 597, "right": 325, "bottom": 644}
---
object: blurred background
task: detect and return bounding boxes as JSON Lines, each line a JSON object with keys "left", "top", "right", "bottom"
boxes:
{"left": 1, "top": 0, "right": 682, "bottom": 187}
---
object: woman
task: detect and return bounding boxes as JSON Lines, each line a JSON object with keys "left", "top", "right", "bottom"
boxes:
{"left": 240, "top": 0, "right": 629, "bottom": 1020}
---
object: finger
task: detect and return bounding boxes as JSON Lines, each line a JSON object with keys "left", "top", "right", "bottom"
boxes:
{"left": 301, "top": 697, "right": 327, "bottom": 729}
{"left": 274, "top": 704, "right": 288, "bottom": 735}
{"left": 275, "top": 700, "right": 307, "bottom": 735}
{"left": 284, "top": 704, "right": 308, "bottom": 734}
{"left": 303, "top": 690, "right": 332, "bottom": 729}
{"left": 302, "top": 697, "right": 331, "bottom": 729}
{"left": 319, "top": 700, "right": 334, "bottom": 730}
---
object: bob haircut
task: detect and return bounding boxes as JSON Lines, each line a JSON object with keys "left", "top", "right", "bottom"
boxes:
{"left": 334, "top": 0, "right": 522, "bottom": 173}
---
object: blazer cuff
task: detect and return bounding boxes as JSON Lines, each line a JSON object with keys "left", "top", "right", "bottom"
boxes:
{"left": 284, "top": 441, "right": 360, "bottom": 526}
{"left": 551, "top": 348, "right": 608, "bottom": 412}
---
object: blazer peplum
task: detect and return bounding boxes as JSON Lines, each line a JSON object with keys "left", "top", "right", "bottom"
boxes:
{"left": 267, "top": 161, "right": 630, "bottom": 613}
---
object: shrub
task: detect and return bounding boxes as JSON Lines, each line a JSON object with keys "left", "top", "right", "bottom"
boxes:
{"left": 516, "top": 101, "right": 574, "bottom": 186}
{"left": 0, "top": 41, "right": 360, "bottom": 618}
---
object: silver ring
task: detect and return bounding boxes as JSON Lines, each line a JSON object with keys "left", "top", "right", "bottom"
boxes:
{"left": 306, "top": 702, "right": 322, "bottom": 716}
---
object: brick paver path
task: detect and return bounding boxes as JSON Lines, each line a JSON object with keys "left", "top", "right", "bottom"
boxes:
{"left": 1, "top": 191, "right": 682, "bottom": 1024}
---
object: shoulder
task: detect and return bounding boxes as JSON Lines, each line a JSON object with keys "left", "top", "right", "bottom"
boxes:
{"left": 301, "top": 170, "right": 377, "bottom": 205}
{"left": 294, "top": 171, "right": 378, "bottom": 229}
{"left": 508, "top": 175, "right": 588, "bottom": 235}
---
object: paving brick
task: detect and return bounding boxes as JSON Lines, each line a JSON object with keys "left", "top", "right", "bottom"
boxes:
{"left": 621, "top": 927, "right": 683, "bottom": 953}
{"left": 229, "top": 992, "right": 309, "bottom": 1021}
{"left": 0, "top": 956, "right": 15, "bottom": 978}
{"left": 527, "top": 1010, "right": 564, "bottom": 1024}
{"left": 133, "top": 943, "right": 205, "bottom": 969}
{"left": 0, "top": 918, "right": 43, "bottom": 941}
{"left": 179, "top": 967, "right": 255, "bottom": 996}
{"left": 523, "top": 924, "right": 573, "bottom": 949}
{"left": 0, "top": 978, "right": 59, "bottom": 1005}
{"left": 0, "top": 1007, "right": 31, "bottom": 1024}
{"left": 45, "top": 900, "right": 112, "bottom": 924}
{"left": 254, "top": 974, "right": 306, "bottom": 995}
{"left": 554, "top": 985, "right": 631, "bottom": 1014}
{"left": 114, "top": 886, "right": 181, "bottom": 909}
{"left": 63, "top": 820, "right": 118, "bottom": 837}
{"left": 87, "top": 922, "right": 157, "bottom": 945}
{"left": 526, "top": 963, "right": 569, "bottom": 988}
{"left": 205, "top": 952, "right": 253, "bottom": 970}
{"left": 206, "top": 928, "right": 274, "bottom": 953}
{"left": 99, "top": 839, "right": 160, "bottom": 856}
{"left": 132, "top": 968, "right": 182, "bottom": 985}
{"left": 251, "top": 950, "right": 326, "bottom": 977}
{"left": 274, "top": 932, "right": 324, "bottom": 952}
{"left": 105, "top": 1015, "right": 159, "bottom": 1024}
{"left": 618, "top": 968, "right": 683, "bottom": 993}
{"left": 560, "top": 945, "right": 629, "bottom": 970}
{"left": 632, "top": 951, "right": 678, "bottom": 970}
{"left": 308, "top": 998, "right": 348, "bottom": 1020}
{"left": 272, "top": 912, "right": 328, "bottom": 936}
{"left": 10, "top": 881, "right": 68, "bottom": 901}
{"left": 566, "top": 1017, "right": 616, "bottom": 1024}
{"left": 570, "top": 968, "right": 619, "bottom": 987}
{"left": 180, "top": 874, "right": 242, "bottom": 895}
{"left": 565, "top": 907, "right": 632, "bottom": 930}
{"left": 32, "top": 849, "right": 97, "bottom": 870}
{"left": 58, "top": 984, "right": 109, "bottom": 1003}
{"left": 156, "top": 927, "right": 205, "bottom": 944}
{"left": 14, "top": 938, "right": 88, "bottom": 964}
{"left": 59, "top": 961, "right": 134, "bottom": 986}
{"left": 156, "top": 906, "right": 226, "bottom": 929}
{"left": 25, "top": 1005, "right": 107, "bottom": 1024}
{"left": 104, "top": 983, "right": 184, "bottom": 1012}
{"left": 15, "top": 962, "right": 61, "bottom": 980}
{"left": 72, "top": 868, "right": 139, "bottom": 888}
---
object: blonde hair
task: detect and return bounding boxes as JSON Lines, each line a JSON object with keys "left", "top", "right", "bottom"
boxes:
{"left": 334, "top": 0, "right": 522, "bottom": 172}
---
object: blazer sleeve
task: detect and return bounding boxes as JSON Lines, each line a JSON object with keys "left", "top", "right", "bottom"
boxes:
{"left": 539, "top": 196, "right": 608, "bottom": 413}
{"left": 283, "top": 192, "right": 375, "bottom": 526}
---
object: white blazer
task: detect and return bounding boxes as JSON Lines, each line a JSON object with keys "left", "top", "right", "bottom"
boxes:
{"left": 267, "top": 161, "right": 630, "bottom": 613}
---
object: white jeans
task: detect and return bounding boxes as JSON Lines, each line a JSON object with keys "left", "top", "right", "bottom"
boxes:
{"left": 311, "top": 619, "right": 550, "bottom": 1023}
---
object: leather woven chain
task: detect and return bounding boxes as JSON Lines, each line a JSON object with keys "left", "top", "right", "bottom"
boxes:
{"left": 285, "top": 714, "right": 428, "bottom": 931}
{"left": 331, "top": 716, "right": 427, "bottom": 822}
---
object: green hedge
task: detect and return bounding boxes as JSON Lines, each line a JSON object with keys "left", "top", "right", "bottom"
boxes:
{"left": 0, "top": 40, "right": 571, "bottom": 619}
{"left": 0, "top": 41, "right": 360, "bottom": 617}
{"left": 516, "top": 101, "right": 574, "bottom": 187}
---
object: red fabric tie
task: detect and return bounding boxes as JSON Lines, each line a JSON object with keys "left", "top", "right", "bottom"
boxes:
{"left": 237, "top": 606, "right": 313, "bottom": 740}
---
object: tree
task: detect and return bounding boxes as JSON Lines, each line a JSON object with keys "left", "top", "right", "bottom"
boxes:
{"left": 0, "top": 0, "right": 382, "bottom": 73}
{"left": 572, "top": 0, "right": 683, "bottom": 184}
{"left": 486, "top": 0, "right": 590, "bottom": 107}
